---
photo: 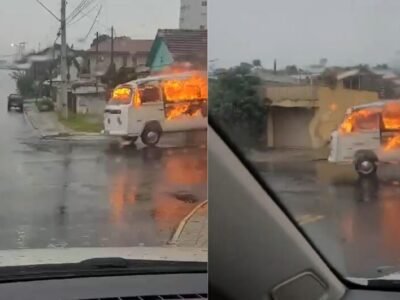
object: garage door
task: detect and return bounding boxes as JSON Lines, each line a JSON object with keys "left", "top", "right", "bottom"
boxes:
{"left": 272, "top": 107, "right": 314, "bottom": 148}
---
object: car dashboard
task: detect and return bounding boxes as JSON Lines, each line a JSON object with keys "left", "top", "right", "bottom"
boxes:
{"left": 0, "top": 272, "right": 207, "bottom": 299}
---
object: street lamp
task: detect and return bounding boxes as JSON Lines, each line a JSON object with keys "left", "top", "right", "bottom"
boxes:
{"left": 10, "top": 42, "right": 27, "bottom": 62}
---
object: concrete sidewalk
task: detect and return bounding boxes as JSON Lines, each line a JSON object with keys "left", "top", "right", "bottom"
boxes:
{"left": 24, "top": 102, "right": 71, "bottom": 138}
{"left": 24, "top": 103, "right": 107, "bottom": 141}
{"left": 168, "top": 201, "right": 208, "bottom": 249}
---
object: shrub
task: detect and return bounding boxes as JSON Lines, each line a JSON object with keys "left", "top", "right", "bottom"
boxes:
{"left": 210, "top": 63, "right": 267, "bottom": 149}
{"left": 36, "top": 97, "right": 55, "bottom": 112}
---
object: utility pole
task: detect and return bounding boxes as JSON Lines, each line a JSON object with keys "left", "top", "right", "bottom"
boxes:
{"left": 50, "top": 42, "right": 56, "bottom": 94}
{"left": 110, "top": 26, "right": 115, "bottom": 87}
{"left": 60, "top": 0, "right": 68, "bottom": 118}
{"left": 96, "top": 32, "right": 99, "bottom": 93}
{"left": 111, "top": 26, "right": 114, "bottom": 67}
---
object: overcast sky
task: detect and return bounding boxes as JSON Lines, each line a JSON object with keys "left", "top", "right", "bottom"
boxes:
{"left": 0, "top": 0, "right": 179, "bottom": 57}
{"left": 209, "top": 0, "right": 400, "bottom": 69}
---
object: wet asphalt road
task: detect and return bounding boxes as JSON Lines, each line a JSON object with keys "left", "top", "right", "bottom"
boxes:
{"left": 0, "top": 71, "right": 207, "bottom": 249}
{"left": 259, "top": 159, "right": 400, "bottom": 279}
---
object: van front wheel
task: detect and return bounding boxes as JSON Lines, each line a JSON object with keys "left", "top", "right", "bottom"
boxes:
{"left": 354, "top": 154, "right": 377, "bottom": 177}
{"left": 141, "top": 124, "right": 162, "bottom": 146}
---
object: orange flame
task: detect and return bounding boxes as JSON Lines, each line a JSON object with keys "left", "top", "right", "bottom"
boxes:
{"left": 153, "top": 62, "right": 194, "bottom": 75}
{"left": 112, "top": 87, "right": 131, "bottom": 101}
{"left": 133, "top": 89, "right": 141, "bottom": 107}
{"left": 339, "top": 108, "right": 381, "bottom": 134}
{"left": 162, "top": 73, "right": 207, "bottom": 102}
{"left": 166, "top": 103, "right": 203, "bottom": 120}
{"left": 161, "top": 71, "right": 207, "bottom": 120}
{"left": 339, "top": 101, "right": 400, "bottom": 151}
{"left": 381, "top": 102, "right": 400, "bottom": 151}
{"left": 382, "top": 102, "right": 400, "bottom": 130}
{"left": 384, "top": 135, "right": 400, "bottom": 150}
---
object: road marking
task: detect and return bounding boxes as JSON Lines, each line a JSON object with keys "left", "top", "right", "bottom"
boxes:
{"left": 296, "top": 214, "right": 325, "bottom": 225}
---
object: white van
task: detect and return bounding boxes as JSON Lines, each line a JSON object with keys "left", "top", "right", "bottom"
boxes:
{"left": 329, "top": 100, "right": 400, "bottom": 177}
{"left": 103, "top": 71, "right": 207, "bottom": 146}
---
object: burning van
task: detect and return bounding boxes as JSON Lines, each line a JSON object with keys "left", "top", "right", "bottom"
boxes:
{"left": 329, "top": 100, "right": 400, "bottom": 177}
{"left": 103, "top": 71, "right": 207, "bottom": 146}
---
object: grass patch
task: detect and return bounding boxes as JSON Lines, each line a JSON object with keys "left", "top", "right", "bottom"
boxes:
{"left": 59, "top": 113, "right": 103, "bottom": 133}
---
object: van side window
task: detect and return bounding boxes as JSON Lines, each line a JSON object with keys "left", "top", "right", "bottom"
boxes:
{"left": 138, "top": 81, "right": 161, "bottom": 103}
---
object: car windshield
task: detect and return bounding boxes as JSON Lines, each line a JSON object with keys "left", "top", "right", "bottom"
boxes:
{"left": 0, "top": 0, "right": 207, "bottom": 276}
{"left": 210, "top": 0, "right": 400, "bottom": 283}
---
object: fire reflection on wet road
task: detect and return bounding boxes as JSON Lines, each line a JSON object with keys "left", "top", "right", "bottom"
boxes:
{"left": 0, "top": 70, "right": 207, "bottom": 250}
{"left": 258, "top": 160, "right": 400, "bottom": 278}
{"left": 105, "top": 147, "right": 207, "bottom": 245}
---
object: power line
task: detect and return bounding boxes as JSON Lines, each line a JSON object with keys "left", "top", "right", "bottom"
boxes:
{"left": 68, "top": 0, "right": 96, "bottom": 23}
{"left": 69, "top": 3, "right": 109, "bottom": 30}
{"left": 83, "top": 6, "right": 103, "bottom": 41}
{"left": 67, "top": 0, "right": 88, "bottom": 21}
{"left": 68, "top": 2, "right": 100, "bottom": 26}
{"left": 34, "top": 0, "right": 60, "bottom": 21}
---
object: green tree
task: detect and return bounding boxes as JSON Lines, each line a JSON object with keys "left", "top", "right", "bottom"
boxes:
{"left": 252, "top": 59, "right": 262, "bottom": 67}
{"left": 375, "top": 63, "right": 389, "bottom": 70}
{"left": 10, "top": 71, "right": 35, "bottom": 97}
{"left": 285, "top": 65, "right": 298, "bottom": 75}
{"left": 210, "top": 63, "right": 267, "bottom": 149}
{"left": 114, "top": 67, "right": 137, "bottom": 86}
{"left": 90, "top": 34, "right": 111, "bottom": 48}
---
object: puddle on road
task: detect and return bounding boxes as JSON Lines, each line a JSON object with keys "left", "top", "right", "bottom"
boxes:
{"left": 105, "top": 146, "right": 207, "bottom": 243}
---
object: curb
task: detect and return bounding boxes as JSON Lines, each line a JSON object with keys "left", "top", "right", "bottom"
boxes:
{"left": 23, "top": 109, "right": 45, "bottom": 138}
{"left": 23, "top": 107, "right": 105, "bottom": 141}
{"left": 168, "top": 200, "right": 208, "bottom": 246}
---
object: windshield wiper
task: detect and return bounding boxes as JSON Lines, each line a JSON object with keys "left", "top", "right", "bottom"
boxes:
{"left": 0, "top": 258, "right": 207, "bottom": 283}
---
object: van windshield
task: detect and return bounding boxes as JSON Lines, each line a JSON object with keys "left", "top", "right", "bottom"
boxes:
{"left": 109, "top": 87, "right": 133, "bottom": 105}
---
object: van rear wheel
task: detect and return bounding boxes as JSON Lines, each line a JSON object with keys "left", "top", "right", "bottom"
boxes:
{"left": 141, "top": 123, "right": 162, "bottom": 146}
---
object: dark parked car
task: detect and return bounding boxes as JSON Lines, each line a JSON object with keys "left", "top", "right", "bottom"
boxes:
{"left": 7, "top": 94, "right": 23, "bottom": 112}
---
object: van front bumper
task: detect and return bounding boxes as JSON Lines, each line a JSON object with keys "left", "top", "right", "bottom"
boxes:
{"left": 102, "top": 129, "right": 140, "bottom": 137}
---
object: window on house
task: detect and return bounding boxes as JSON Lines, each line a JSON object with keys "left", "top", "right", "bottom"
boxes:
{"left": 202, "top": 1, "right": 207, "bottom": 6}
{"left": 138, "top": 81, "right": 161, "bottom": 103}
{"left": 123, "top": 55, "right": 128, "bottom": 67}
{"left": 200, "top": 25, "right": 205, "bottom": 30}
{"left": 343, "top": 77, "right": 361, "bottom": 90}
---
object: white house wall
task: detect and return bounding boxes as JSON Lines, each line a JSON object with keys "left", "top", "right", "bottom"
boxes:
{"left": 180, "top": 0, "right": 207, "bottom": 29}
{"left": 77, "top": 94, "right": 106, "bottom": 116}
